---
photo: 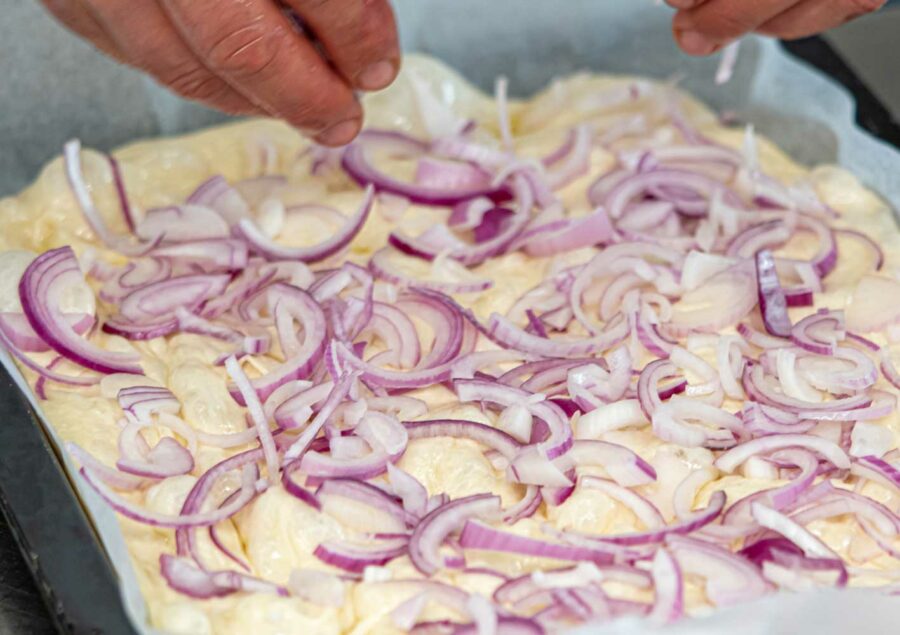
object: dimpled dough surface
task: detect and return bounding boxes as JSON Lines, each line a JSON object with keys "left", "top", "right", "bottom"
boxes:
{"left": 0, "top": 55, "right": 898, "bottom": 634}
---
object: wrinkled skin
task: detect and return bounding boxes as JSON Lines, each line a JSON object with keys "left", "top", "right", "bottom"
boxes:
{"left": 40, "top": 0, "right": 400, "bottom": 146}
{"left": 39, "top": 1, "right": 885, "bottom": 145}
{"left": 666, "top": 0, "right": 887, "bottom": 55}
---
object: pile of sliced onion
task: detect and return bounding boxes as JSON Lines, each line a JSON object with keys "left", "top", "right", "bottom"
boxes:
{"left": 6, "top": 69, "right": 899, "bottom": 634}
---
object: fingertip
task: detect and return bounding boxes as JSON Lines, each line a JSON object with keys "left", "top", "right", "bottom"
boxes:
{"left": 674, "top": 28, "right": 718, "bottom": 56}
{"left": 314, "top": 117, "right": 363, "bottom": 147}
{"left": 356, "top": 58, "right": 399, "bottom": 91}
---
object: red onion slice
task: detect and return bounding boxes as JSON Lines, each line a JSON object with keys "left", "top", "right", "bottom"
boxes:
{"left": 236, "top": 185, "right": 374, "bottom": 262}
{"left": 666, "top": 535, "right": 771, "bottom": 606}
{"left": 755, "top": 249, "right": 792, "bottom": 337}
{"left": 81, "top": 463, "right": 260, "bottom": 528}
{"left": 160, "top": 554, "right": 286, "bottom": 599}
{"left": 342, "top": 137, "right": 508, "bottom": 207}
{"left": 648, "top": 548, "right": 683, "bottom": 625}
{"left": 459, "top": 520, "right": 619, "bottom": 565}
{"left": 116, "top": 437, "right": 194, "bottom": 479}
{"left": 314, "top": 537, "right": 409, "bottom": 574}
{"left": 225, "top": 356, "right": 280, "bottom": 485}
{"left": 19, "top": 247, "right": 142, "bottom": 374}
{"left": 750, "top": 503, "right": 838, "bottom": 559}
{"left": 409, "top": 494, "right": 501, "bottom": 576}
{"left": 230, "top": 283, "right": 327, "bottom": 404}
{"left": 63, "top": 140, "right": 160, "bottom": 256}
{"left": 186, "top": 175, "right": 251, "bottom": 226}
{"left": 0, "top": 312, "right": 93, "bottom": 353}
{"left": 136, "top": 205, "right": 230, "bottom": 243}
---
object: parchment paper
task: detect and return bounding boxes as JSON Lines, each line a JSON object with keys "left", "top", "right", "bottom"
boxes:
{"left": 0, "top": 1, "right": 898, "bottom": 633}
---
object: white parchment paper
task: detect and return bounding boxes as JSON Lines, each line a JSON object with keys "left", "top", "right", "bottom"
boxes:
{"left": 0, "top": 1, "right": 898, "bottom": 633}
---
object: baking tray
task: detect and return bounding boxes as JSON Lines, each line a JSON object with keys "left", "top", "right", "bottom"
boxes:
{"left": 1, "top": 4, "right": 899, "bottom": 634}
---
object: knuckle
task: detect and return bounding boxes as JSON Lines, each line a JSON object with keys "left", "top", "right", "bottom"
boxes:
{"left": 284, "top": 91, "right": 349, "bottom": 131}
{"left": 703, "top": 8, "right": 754, "bottom": 39}
{"left": 165, "top": 64, "right": 222, "bottom": 101}
{"left": 205, "top": 22, "right": 286, "bottom": 79}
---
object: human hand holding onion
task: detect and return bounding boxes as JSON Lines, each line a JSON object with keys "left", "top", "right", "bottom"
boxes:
{"left": 39, "top": 0, "right": 400, "bottom": 146}
{"left": 39, "top": 0, "right": 885, "bottom": 145}
{"left": 666, "top": 0, "right": 886, "bottom": 55}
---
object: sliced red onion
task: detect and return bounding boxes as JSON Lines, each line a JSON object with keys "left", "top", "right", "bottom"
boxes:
{"left": 225, "top": 356, "right": 280, "bottom": 485}
{"left": 556, "top": 440, "right": 656, "bottom": 487}
{"left": 369, "top": 248, "right": 493, "bottom": 294}
{"left": 318, "top": 478, "right": 416, "bottom": 531}
{"left": 81, "top": 462, "right": 260, "bottom": 528}
{"left": 789, "top": 487, "right": 898, "bottom": 536}
{"left": 852, "top": 455, "right": 900, "bottom": 489}
{"left": 750, "top": 503, "right": 838, "bottom": 559}
{"left": 229, "top": 283, "right": 327, "bottom": 405}
{"left": 283, "top": 371, "right": 357, "bottom": 462}
{"left": 116, "top": 273, "right": 230, "bottom": 324}
{"left": 301, "top": 446, "right": 392, "bottom": 480}
{"left": 667, "top": 265, "right": 757, "bottom": 336}
{"left": 487, "top": 312, "right": 629, "bottom": 358}
{"left": 835, "top": 228, "right": 884, "bottom": 271}
{"left": 66, "top": 442, "right": 146, "bottom": 490}
{"left": 405, "top": 420, "right": 523, "bottom": 461}
{"left": 454, "top": 379, "right": 572, "bottom": 461}
{"left": 288, "top": 569, "right": 346, "bottom": 607}
{"left": 459, "top": 520, "right": 618, "bottom": 565}
{"left": 236, "top": 185, "right": 374, "bottom": 262}
{"left": 159, "top": 554, "right": 286, "bottom": 599}
{"left": 0, "top": 327, "right": 100, "bottom": 388}
{"left": 19, "top": 247, "right": 142, "bottom": 374}
{"left": 280, "top": 460, "right": 321, "bottom": 509}
{"left": 314, "top": 537, "right": 409, "bottom": 573}
{"left": 579, "top": 477, "right": 665, "bottom": 529}
{"left": 186, "top": 175, "right": 251, "bottom": 226}
{"left": 152, "top": 239, "right": 249, "bottom": 271}
{"left": 63, "top": 140, "right": 160, "bottom": 256}
{"left": 0, "top": 312, "right": 93, "bottom": 353}
{"left": 136, "top": 205, "right": 230, "bottom": 242}
{"left": 648, "top": 548, "right": 683, "bottom": 625}
{"left": 791, "top": 309, "right": 844, "bottom": 356}
{"left": 715, "top": 433, "right": 849, "bottom": 473}
{"left": 342, "top": 138, "right": 508, "bottom": 207}
{"left": 409, "top": 494, "right": 501, "bottom": 576}
{"left": 387, "top": 463, "right": 429, "bottom": 518}
{"left": 107, "top": 155, "right": 136, "bottom": 233}
{"left": 116, "top": 437, "right": 194, "bottom": 479}
{"left": 755, "top": 249, "right": 792, "bottom": 337}
{"left": 665, "top": 535, "right": 771, "bottom": 606}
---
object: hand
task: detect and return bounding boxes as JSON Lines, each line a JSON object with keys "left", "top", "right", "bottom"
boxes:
{"left": 40, "top": 0, "right": 401, "bottom": 146}
{"left": 666, "top": 0, "right": 887, "bottom": 55}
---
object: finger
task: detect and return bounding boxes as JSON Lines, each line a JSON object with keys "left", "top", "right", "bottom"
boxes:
{"left": 161, "top": 0, "right": 363, "bottom": 146}
{"left": 756, "top": 0, "right": 887, "bottom": 39}
{"left": 665, "top": 0, "right": 709, "bottom": 9}
{"left": 286, "top": 0, "right": 400, "bottom": 91}
{"left": 82, "top": 0, "right": 265, "bottom": 116}
{"left": 40, "top": 0, "right": 123, "bottom": 59}
{"left": 673, "top": 0, "right": 802, "bottom": 54}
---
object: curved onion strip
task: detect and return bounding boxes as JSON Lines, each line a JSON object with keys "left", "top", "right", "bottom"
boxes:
{"left": 19, "top": 247, "right": 142, "bottom": 374}
{"left": 236, "top": 185, "right": 374, "bottom": 262}
{"left": 409, "top": 494, "right": 501, "bottom": 576}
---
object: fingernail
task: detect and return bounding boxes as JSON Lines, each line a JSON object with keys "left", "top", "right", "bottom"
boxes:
{"left": 357, "top": 60, "right": 397, "bottom": 91}
{"left": 315, "top": 118, "right": 362, "bottom": 146}
{"left": 677, "top": 29, "right": 716, "bottom": 55}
